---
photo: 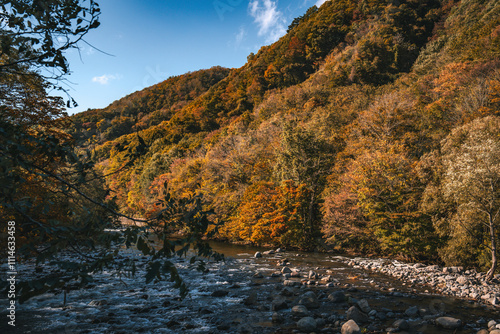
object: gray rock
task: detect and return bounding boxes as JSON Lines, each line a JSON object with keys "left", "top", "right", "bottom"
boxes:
{"left": 281, "top": 266, "right": 292, "bottom": 274}
{"left": 488, "top": 320, "right": 497, "bottom": 328}
{"left": 405, "top": 306, "right": 419, "bottom": 318}
{"left": 457, "top": 276, "right": 468, "bottom": 285}
{"left": 476, "top": 330, "right": 488, "bottom": 334}
{"left": 357, "top": 299, "right": 371, "bottom": 313}
{"left": 436, "top": 316, "right": 462, "bottom": 329}
{"left": 299, "top": 291, "right": 319, "bottom": 309}
{"left": 346, "top": 306, "right": 369, "bottom": 324}
{"left": 292, "top": 305, "right": 309, "bottom": 317}
{"left": 280, "top": 287, "right": 294, "bottom": 297}
{"left": 272, "top": 297, "right": 288, "bottom": 311}
{"left": 490, "top": 330, "right": 500, "bottom": 334}
{"left": 254, "top": 252, "right": 262, "bottom": 258}
{"left": 393, "top": 319, "right": 410, "bottom": 331}
{"left": 263, "top": 250, "right": 275, "bottom": 255}
{"left": 297, "top": 317, "right": 317, "bottom": 332}
{"left": 328, "top": 290, "right": 346, "bottom": 303}
{"left": 341, "top": 319, "right": 361, "bottom": 334}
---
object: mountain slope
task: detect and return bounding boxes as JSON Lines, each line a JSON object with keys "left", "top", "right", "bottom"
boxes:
{"left": 72, "top": 0, "right": 500, "bottom": 268}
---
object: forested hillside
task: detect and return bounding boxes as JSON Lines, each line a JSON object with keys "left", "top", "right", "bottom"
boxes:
{"left": 72, "top": 0, "right": 500, "bottom": 277}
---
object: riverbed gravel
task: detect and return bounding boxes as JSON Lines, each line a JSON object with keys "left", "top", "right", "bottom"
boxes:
{"left": 1, "top": 246, "right": 499, "bottom": 334}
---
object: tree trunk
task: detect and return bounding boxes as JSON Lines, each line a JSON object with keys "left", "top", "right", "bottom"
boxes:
{"left": 486, "top": 214, "right": 497, "bottom": 281}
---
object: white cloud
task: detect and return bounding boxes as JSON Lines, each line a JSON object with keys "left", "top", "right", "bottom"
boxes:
{"left": 315, "top": 0, "right": 329, "bottom": 7}
{"left": 92, "top": 74, "right": 120, "bottom": 85}
{"left": 235, "top": 27, "right": 246, "bottom": 47}
{"left": 248, "top": 0, "right": 286, "bottom": 43}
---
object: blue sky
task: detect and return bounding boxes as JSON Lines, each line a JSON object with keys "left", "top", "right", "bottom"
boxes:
{"left": 63, "top": 0, "right": 329, "bottom": 114}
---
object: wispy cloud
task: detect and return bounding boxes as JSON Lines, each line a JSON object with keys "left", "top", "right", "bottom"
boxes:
{"left": 235, "top": 27, "right": 246, "bottom": 47}
{"left": 248, "top": 0, "right": 286, "bottom": 43}
{"left": 315, "top": 0, "right": 329, "bottom": 7}
{"left": 92, "top": 74, "right": 120, "bottom": 85}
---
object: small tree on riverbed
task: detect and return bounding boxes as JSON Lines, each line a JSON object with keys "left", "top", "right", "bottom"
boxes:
{"left": 438, "top": 116, "right": 500, "bottom": 280}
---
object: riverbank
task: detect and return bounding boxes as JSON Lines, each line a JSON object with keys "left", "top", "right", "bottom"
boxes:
{"left": 338, "top": 256, "right": 500, "bottom": 307}
{"left": 1, "top": 244, "right": 499, "bottom": 333}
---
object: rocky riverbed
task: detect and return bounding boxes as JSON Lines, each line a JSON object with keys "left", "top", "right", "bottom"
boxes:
{"left": 340, "top": 257, "right": 500, "bottom": 307}
{"left": 1, "top": 243, "right": 499, "bottom": 333}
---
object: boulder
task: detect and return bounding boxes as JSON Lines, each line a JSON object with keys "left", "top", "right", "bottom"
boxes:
{"left": 357, "top": 299, "right": 371, "bottom": 313}
{"left": 280, "top": 287, "right": 294, "bottom": 297}
{"left": 254, "top": 252, "right": 262, "bottom": 258}
{"left": 281, "top": 267, "right": 292, "bottom": 274}
{"left": 328, "top": 290, "right": 346, "bottom": 303}
{"left": 297, "top": 317, "right": 317, "bottom": 332}
{"left": 292, "top": 305, "right": 309, "bottom": 317}
{"left": 299, "top": 291, "right": 319, "bottom": 309}
{"left": 405, "top": 306, "right": 419, "bottom": 318}
{"left": 346, "top": 306, "right": 369, "bottom": 324}
{"left": 435, "top": 317, "right": 462, "bottom": 329}
{"left": 393, "top": 319, "right": 410, "bottom": 331}
{"left": 272, "top": 297, "right": 288, "bottom": 311}
{"left": 341, "top": 319, "right": 361, "bottom": 334}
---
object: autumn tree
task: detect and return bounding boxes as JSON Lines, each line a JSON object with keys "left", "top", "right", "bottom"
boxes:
{"left": 274, "top": 122, "right": 338, "bottom": 246}
{"left": 438, "top": 116, "right": 500, "bottom": 280}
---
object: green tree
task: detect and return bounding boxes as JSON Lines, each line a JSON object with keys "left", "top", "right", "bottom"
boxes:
{"left": 439, "top": 116, "right": 500, "bottom": 280}
{"left": 1, "top": 0, "right": 100, "bottom": 103}
{"left": 347, "top": 144, "right": 438, "bottom": 260}
{"left": 274, "top": 122, "right": 337, "bottom": 245}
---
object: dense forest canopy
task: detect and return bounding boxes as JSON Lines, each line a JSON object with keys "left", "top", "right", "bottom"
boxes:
{"left": 70, "top": 0, "right": 500, "bottom": 279}
{"left": 4, "top": 0, "right": 500, "bottom": 288}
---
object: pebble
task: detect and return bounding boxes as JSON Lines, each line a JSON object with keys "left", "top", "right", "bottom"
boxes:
{"left": 341, "top": 257, "right": 500, "bottom": 307}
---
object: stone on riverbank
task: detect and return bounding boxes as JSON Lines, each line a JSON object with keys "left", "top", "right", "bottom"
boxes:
{"left": 393, "top": 319, "right": 410, "bottom": 331}
{"left": 435, "top": 316, "right": 462, "bottom": 329}
{"left": 405, "top": 306, "right": 419, "bottom": 317}
{"left": 328, "top": 290, "right": 346, "bottom": 303}
{"left": 342, "top": 319, "right": 361, "bottom": 334}
{"left": 297, "top": 317, "right": 317, "bottom": 332}
{"left": 357, "top": 299, "right": 371, "bottom": 313}
{"left": 346, "top": 306, "right": 369, "bottom": 324}
{"left": 292, "top": 305, "right": 309, "bottom": 317}
{"left": 299, "top": 291, "right": 319, "bottom": 309}
{"left": 272, "top": 297, "right": 288, "bottom": 311}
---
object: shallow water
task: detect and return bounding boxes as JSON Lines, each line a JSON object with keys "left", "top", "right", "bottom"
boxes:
{"left": 0, "top": 241, "right": 499, "bottom": 333}
{"left": 207, "top": 241, "right": 500, "bottom": 333}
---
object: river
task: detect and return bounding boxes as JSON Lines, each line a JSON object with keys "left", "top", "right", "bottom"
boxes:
{"left": 1, "top": 241, "right": 499, "bottom": 333}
